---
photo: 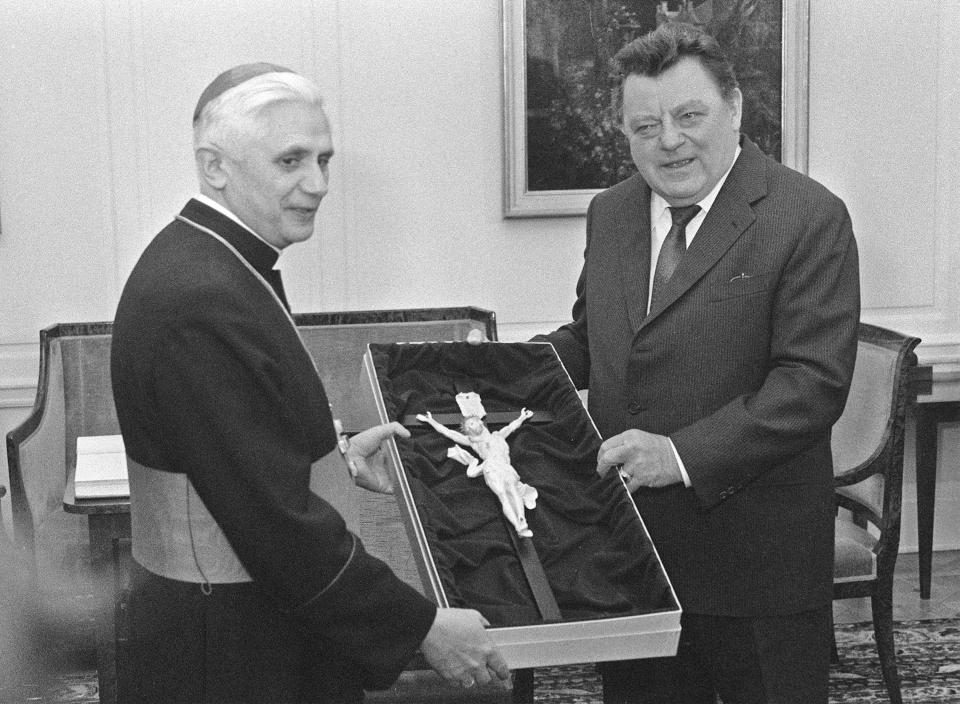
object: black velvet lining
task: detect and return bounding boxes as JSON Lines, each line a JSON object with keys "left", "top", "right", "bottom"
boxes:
{"left": 369, "top": 342, "right": 677, "bottom": 627}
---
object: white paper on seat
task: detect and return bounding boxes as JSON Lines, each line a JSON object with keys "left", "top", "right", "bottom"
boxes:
{"left": 75, "top": 434, "right": 128, "bottom": 499}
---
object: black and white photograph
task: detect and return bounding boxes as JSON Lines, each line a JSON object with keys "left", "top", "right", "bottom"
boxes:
{"left": 0, "top": 2, "right": 957, "bottom": 703}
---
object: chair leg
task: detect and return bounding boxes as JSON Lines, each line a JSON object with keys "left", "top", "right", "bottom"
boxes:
{"left": 871, "top": 591, "right": 902, "bottom": 704}
{"left": 830, "top": 630, "right": 840, "bottom": 665}
{"left": 115, "top": 588, "right": 132, "bottom": 704}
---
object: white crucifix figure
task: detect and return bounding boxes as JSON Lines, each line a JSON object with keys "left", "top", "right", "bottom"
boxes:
{"left": 416, "top": 392, "right": 538, "bottom": 538}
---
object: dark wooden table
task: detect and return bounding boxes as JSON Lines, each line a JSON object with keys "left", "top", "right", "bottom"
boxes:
{"left": 912, "top": 373, "right": 959, "bottom": 599}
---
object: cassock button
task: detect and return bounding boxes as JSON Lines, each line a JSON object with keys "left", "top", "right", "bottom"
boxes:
{"left": 627, "top": 402, "right": 643, "bottom": 415}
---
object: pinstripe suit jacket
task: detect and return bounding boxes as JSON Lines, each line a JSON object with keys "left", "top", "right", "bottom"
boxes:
{"left": 545, "top": 137, "right": 860, "bottom": 616}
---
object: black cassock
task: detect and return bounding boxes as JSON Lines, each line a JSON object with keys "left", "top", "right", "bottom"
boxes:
{"left": 111, "top": 199, "right": 435, "bottom": 703}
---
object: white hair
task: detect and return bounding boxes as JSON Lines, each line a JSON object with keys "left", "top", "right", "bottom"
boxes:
{"left": 193, "top": 72, "right": 325, "bottom": 154}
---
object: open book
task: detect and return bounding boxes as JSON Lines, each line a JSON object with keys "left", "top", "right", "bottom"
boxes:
{"left": 75, "top": 434, "right": 128, "bottom": 499}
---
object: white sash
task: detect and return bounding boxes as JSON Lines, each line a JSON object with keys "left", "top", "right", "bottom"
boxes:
{"left": 128, "top": 457, "right": 253, "bottom": 583}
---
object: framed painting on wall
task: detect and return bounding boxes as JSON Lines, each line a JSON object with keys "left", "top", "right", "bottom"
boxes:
{"left": 502, "top": 0, "right": 809, "bottom": 217}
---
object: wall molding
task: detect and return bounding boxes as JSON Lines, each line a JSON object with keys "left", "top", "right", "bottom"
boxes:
{"left": 917, "top": 339, "right": 960, "bottom": 369}
{"left": 0, "top": 384, "right": 35, "bottom": 410}
{"left": 0, "top": 341, "right": 38, "bottom": 406}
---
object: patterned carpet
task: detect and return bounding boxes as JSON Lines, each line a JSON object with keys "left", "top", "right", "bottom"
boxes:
{"left": 530, "top": 618, "right": 960, "bottom": 702}
{"left": 10, "top": 618, "right": 960, "bottom": 703}
{"left": 829, "top": 618, "right": 960, "bottom": 703}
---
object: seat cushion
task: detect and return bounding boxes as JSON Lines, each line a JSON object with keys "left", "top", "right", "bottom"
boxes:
{"left": 834, "top": 519, "right": 877, "bottom": 582}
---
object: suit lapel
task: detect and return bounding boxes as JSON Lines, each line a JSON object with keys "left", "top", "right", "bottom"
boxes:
{"left": 640, "top": 138, "right": 768, "bottom": 328}
{"left": 613, "top": 176, "right": 653, "bottom": 333}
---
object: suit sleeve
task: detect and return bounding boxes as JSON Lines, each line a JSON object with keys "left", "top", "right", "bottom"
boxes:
{"left": 672, "top": 193, "right": 860, "bottom": 506}
{"left": 147, "top": 295, "right": 435, "bottom": 687}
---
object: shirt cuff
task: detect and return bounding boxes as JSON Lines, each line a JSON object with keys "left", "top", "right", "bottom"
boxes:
{"left": 670, "top": 439, "right": 692, "bottom": 488}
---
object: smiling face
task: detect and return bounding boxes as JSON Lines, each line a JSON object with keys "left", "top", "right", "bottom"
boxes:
{"left": 219, "top": 101, "right": 334, "bottom": 249}
{"left": 621, "top": 56, "right": 742, "bottom": 206}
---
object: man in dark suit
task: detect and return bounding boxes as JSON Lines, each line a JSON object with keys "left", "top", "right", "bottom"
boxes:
{"left": 111, "top": 64, "right": 509, "bottom": 703}
{"left": 542, "top": 23, "right": 860, "bottom": 703}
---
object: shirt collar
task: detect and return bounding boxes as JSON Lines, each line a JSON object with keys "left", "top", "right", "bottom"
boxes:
{"left": 651, "top": 145, "right": 742, "bottom": 223}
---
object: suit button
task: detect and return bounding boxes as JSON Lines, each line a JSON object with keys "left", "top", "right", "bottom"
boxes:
{"left": 627, "top": 402, "right": 643, "bottom": 414}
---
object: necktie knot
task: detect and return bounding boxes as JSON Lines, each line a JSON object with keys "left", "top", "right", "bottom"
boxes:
{"left": 669, "top": 204, "right": 701, "bottom": 230}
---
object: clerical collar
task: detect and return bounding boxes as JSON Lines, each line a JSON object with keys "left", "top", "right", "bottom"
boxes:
{"left": 181, "top": 197, "right": 280, "bottom": 276}
{"left": 192, "top": 193, "right": 282, "bottom": 255}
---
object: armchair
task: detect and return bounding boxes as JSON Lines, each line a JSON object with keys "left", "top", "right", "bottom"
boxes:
{"left": 832, "top": 322, "right": 921, "bottom": 704}
{"left": 6, "top": 323, "right": 118, "bottom": 611}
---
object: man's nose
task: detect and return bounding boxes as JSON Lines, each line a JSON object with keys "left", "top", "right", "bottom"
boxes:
{"left": 301, "top": 163, "right": 329, "bottom": 196}
{"left": 659, "top": 120, "right": 685, "bottom": 150}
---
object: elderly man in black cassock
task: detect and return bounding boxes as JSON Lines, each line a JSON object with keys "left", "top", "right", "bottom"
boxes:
{"left": 110, "top": 64, "right": 509, "bottom": 704}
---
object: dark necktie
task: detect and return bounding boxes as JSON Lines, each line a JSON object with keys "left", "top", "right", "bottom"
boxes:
{"left": 651, "top": 204, "right": 701, "bottom": 309}
{"left": 264, "top": 269, "right": 290, "bottom": 311}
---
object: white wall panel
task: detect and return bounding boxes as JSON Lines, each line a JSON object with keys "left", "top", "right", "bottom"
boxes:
{"left": 809, "top": 1, "right": 937, "bottom": 311}
{"left": 809, "top": 1, "right": 960, "bottom": 373}
{"left": 334, "top": 1, "right": 585, "bottom": 320}
{"left": 0, "top": 1, "right": 117, "bottom": 339}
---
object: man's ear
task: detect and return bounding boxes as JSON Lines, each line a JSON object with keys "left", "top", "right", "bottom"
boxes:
{"left": 196, "top": 147, "right": 229, "bottom": 190}
{"left": 728, "top": 87, "right": 744, "bottom": 132}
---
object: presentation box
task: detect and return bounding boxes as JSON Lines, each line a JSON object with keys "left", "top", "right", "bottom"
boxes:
{"left": 358, "top": 341, "right": 681, "bottom": 669}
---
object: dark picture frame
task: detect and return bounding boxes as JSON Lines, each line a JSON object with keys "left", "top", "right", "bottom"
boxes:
{"left": 502, "top": 0, "right": 809, "bottom": 217}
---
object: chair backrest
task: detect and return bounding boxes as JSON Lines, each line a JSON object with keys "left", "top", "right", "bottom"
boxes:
{"left": 6, "top": 323, "right": 116, "bottom": 559}
{"left": 832, "top": 323, "right": 920, "bottom": 562}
